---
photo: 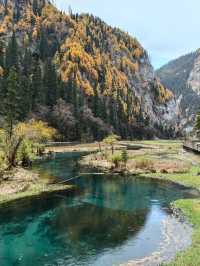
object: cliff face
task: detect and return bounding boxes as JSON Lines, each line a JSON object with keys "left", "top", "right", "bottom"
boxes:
{"left": 187, "top": 50, "right": 200, "bottom": 95}
{"left": 157, "top": 50, "right": 200, "bottom": 127}
{"left": 0, "top": 0, "right": 182, "bottom": 139}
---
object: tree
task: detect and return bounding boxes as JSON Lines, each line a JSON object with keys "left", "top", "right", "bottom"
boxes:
{"left": 0, "top": 120, "right": 56, "bottom": 169}
{"left": 5, "top": 32, "right": 18, "bottom": 71}
{"left": 0, "top": 39, "right": 4, "bottom": 67}
{"left": 32, "top": 60, "right": 44, "bottom": 109}
{"left": 39, "top": 28, "right": 49, "bottom": 60}
{"left": 111, "top": 154, "right": 122, "bottom": 169}
{"left": 51, "top": 99, "right": 76, "bottom": 140}
{"left": 195, "top": 112, "right": 200, "bottom": 138}
{"left": 195, "top": 112, "right": 200, "bottom": 130}
{"left": 103, "top": 134, "right": 120, "bottom": 154}
{"left": 121, "top": 148, "right": 128, "bottom": 168}
{"left": 3, "top": 67, "right": 20, "bottom": 138}
{"left": 44, "top": 60, "right": 57, "bottom": 107}
{"left": 33, "top": 0, "right": 39, "bottom": 16}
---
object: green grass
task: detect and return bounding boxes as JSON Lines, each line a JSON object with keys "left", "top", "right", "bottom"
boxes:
{"left": 148, "top": 165, "right": 200, "bottom": 266}
{"left": 134, "top": 141, "right": 200, "bottom": 266}
{"left": 166, "top": 199, "right": 200, "bottom": 266}
{"left": 144, "top": 166, "right": 200, "bottom": 190}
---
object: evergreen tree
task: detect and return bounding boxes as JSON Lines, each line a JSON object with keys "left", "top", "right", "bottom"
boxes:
{"left": 195, "top": 112, "right": 200, "bottom": 129}
{"left": 5, "top": 32, "right": 18, "bottom": 71}
{"left": 0, "top": 39, "right": 4, "bottom": 67}
{"left": 4, "top": 0, "right": 8, "bottom": 16}
{"left": 18, "top": 75, "right": 32, "bottom": 118}
{"left": 31, "top": 59, "right": 44, "bottom": 109}
{"left": 3, "top": 67, "right": 20, "bottom": 137}
{"left": 92, "top": 83, "right": 100, "bottom": 117}
{"left": 39, "top": 28, "right": 49, "bottom": 60}
{"left": 33, "top": 0, "right": 39, "bottom": 16}
{"left": 23, "top": 49, "right": 32, "bottom": 76}
{"left": 44, "top": 60, "right": 57, "bottom": 107}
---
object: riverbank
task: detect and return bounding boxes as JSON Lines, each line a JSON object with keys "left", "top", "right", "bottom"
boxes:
{"left": 0, "top": 167, "right": 74, "bottom": 205}
{"left": 80, "top": 140, "right": 200, "bottom": 266}
{"left": 1, "top": 140, "right": 200, "bottom": 265}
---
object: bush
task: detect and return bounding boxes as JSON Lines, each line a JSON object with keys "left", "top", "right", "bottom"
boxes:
{"left": 121, "top": 149, "right": 128, "bottom": 167}
{"left": 111, "top": 154, "right": 122, "bottom": 168}
{"left": 17, "top": 140, "right": 36, "bottom": 167}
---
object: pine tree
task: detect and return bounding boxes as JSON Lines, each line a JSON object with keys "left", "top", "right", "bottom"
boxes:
{"left": 5, "top": 32, "right": 18, "bottom": 71}
{"left": 92, "top": 83, "right": 100, "bottom": 117}
{"left": 121, "top": 148, "right": 128, "bottom": 168}
{"left": 39, "top": 28, "right": 49, "bottom": 60}
{"left": 23, "top": 49, "right": 32, "bottom": 76}
{"left": 0, "top": 39, "right": 4, "bottom": 67}
{"left": 33, "top": 0, "right": 39, "bottom": 16}
{"left": 195, "top": 112, "right": 200, "bottom": 129}
{"left": 31, "top": 59, "right": 44, "bottom": 109}
{"left": 3, "top": 67, "right": 20, "bottom": 137}
{"left": 44, "top": 60, "right": 57, "bottom": 107}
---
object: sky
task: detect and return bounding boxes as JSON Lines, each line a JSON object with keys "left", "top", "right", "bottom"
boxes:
{"left": 54, "top": 0, "right": 200, "bottom": 69}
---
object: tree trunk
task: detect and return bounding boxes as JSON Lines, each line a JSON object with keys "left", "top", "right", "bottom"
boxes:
{"left": 7, "top": 137, "right": 23, "bottom": 169}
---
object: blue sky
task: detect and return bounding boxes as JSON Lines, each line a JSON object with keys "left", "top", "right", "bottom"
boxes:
{"left": 55, "top": 0, "right": 200, "bottom": 69}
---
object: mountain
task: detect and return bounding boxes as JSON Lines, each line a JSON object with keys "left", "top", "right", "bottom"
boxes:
{"left": 0, "top": 0, "right": 181, "bottom": 140}
{"left": 156, "top": 50, "right": 200, "bottom": 125}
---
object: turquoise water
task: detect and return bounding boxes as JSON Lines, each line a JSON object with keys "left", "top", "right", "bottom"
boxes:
{"left": 0, "top": 153, "right": 194, "bottom": 266}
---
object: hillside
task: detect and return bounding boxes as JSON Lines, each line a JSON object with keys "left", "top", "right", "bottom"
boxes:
{"left": 0, "top": 0, "right": 181, "bottom": 140}
{"left": 157, "top": 50, "right": 200, "bottom": 123}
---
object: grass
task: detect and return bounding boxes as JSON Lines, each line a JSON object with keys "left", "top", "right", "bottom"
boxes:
{"left": 137, "top": 142, "right": 200, "bottom": 266}
{"left": 144, "top": 166, "right": 200, "bottom": 189}
{"left": 166, "top": 199, "right": 200, "bottom": 266}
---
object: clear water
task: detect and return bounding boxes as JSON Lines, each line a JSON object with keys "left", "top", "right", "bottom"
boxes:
{"left": 0, "top": 153, "right": 194, "bottom": 266}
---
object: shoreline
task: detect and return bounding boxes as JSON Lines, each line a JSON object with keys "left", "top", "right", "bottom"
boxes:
{"left": 0, "top": 167, "right": 75, "bottom": 206}
{"left": 79, "top": 141, "right": 200, "bottom": 266}
{"left": 0, "top": 140, "right": 200, "bottom": 266}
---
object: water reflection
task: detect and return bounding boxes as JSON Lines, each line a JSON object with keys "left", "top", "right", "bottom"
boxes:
{"left": 0, "top": 152, "right": 194, "bottom": 266}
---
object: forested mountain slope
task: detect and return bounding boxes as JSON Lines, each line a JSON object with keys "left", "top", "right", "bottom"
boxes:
{"left": 0, "top": 0, "right": 181, "bottom": 140}
{"left": 157, "top": 50, "right": 200, "bottom": 123}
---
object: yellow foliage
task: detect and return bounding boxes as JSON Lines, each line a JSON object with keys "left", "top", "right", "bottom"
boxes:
{"left": 81, "top": 80, "right": 94, "bottom": 96}
{"left": 133, "top": 47, "right": 143, "bottom": 59}
{"left": 15, "top": 120, "right": 56, "bottom": 143}
{"left": 122, "top": 57, "right": 139, "bottom": 73}
{"left": 60, "top": 41, "right": 98, "bottom": 84}
{"left": 156, "top": 82, "right": 173, "bottom": 103}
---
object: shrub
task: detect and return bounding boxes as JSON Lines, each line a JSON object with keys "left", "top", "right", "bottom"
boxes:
{"left": 121, "top": 148, "right": 128, "bottom": 167}
{"left": 111, "top": 154, "right": 122, "bottom": 168}
{"left": 103, "top": 134, "right": 120, "bottom": 154}
{"left": 17, "top": 140, "right": 36, "bottom": 167}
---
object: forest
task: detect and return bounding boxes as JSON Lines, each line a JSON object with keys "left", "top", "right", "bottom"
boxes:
{"left": 0, "top": 0, "right": 177, "bottom": 144}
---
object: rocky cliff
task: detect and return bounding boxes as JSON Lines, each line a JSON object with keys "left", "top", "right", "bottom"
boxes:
{"left": 157, "top": 50, "right": 200, "bottom": 128}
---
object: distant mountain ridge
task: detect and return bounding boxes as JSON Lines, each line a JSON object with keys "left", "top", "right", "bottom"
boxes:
{"left": 156, "top": 50, "right": 200, "bottom": 124}
{"left": 0, "top": 0, "right": 182, "bottom": 140}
